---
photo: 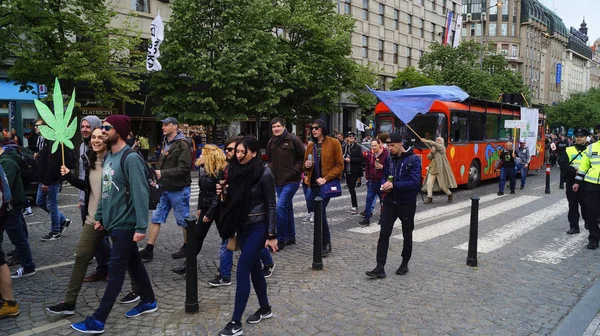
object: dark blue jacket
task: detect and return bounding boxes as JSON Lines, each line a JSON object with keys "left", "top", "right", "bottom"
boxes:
{"left": 381, "top": 148, "right": 422, "bottom": 205}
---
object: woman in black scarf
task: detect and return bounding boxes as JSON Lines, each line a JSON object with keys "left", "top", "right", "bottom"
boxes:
{"left": 217, "top": 136, "right": 278, "bottom": 336}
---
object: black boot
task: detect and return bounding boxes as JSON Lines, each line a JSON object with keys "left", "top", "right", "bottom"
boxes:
{"left": 566, "top": 228, "right": 580, "bottom": 235}
{"left": 172, "top": 261, "right": 186, "bottom": 275}
{"left": 396, "top": 262, "right": 409, "bottom": 275}
{"left": 322, "top": 243, "right": 332, "bottom": 257}
{"left": 365, "top": 265, "right": 386, "bottom": 278}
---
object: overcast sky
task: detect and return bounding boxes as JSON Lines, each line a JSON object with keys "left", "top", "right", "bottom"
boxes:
{"left": 539, "top": 0, "right": 600, "bottom": 45}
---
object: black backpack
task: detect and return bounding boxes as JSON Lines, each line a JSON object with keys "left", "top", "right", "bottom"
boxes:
{"left": 0, "top": 163, "right": 13, "bottom": 216}
{"left": 120, "top": 148, "right": 162, "bottom": 210}
{"left": 13, "top": 147, "right": 38, "bottom": 187}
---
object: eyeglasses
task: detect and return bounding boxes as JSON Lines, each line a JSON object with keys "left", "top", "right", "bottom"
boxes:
{"left": 101, "top": 125, "right": 114, "bottom": 131}
{"left": 311, "top": 126, "right": 321, "bottom": 130}
{"left": 35, "top": 124, "right": 43, "bottom": 127}
{"left": 225, "top": 147, "right": 235, "bottom": 152}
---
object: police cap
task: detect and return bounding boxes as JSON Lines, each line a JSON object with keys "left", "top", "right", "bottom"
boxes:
{"left": 574, "top": 127, "right": 590, "bottom": 137}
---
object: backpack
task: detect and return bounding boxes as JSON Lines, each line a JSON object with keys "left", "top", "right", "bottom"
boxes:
{"left": 120, "top": 148, "right": 162, "bottom": 210}
{"left": 0, "top": 163, "right": 13, "bottom": 216}
{"left": 16, "top": 147, "right": 39, "bottom": 187}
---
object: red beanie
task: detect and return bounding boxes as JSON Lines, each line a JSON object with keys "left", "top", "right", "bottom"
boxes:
{"left": 105, "top": 115, "right": 131, "bottom": 141}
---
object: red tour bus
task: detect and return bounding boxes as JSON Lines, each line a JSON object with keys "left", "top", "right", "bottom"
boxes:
{"left": 374, "top": 98, "right": 545, "bottom": 189}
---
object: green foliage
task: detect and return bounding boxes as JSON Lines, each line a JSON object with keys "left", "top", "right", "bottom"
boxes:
{"left": 546, "top": 88, "right": 600, "bottom": 128}
{"left": 418, "top": 41, "right": 530, "bottom": 101}
{"left": 389, "top": 66, "right": 435, "bottom": 90}
{"left": 0, "top": 0, "right": 145, "bottom": 107}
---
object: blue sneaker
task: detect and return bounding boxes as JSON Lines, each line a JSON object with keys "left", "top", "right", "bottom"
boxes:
{"left": 125, "top": 301, "right": 157, "bottom": 318}
{"left": 71, "top": 316, "right": 105, "bottom": 334}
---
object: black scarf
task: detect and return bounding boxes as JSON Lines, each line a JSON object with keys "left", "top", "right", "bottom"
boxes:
{"left": 217, "top": 156, "right": 264, "bottom": 239}
{"left": 274, "top": 129, "right": 289, "bottom": 147}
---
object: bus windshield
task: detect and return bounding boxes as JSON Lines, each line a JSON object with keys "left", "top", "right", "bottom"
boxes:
{"left": 378, "top": 113, "right": 448, "bottom": 149}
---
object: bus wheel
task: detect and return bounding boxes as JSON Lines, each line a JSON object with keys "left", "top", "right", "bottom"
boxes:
{"left": 467, "top": 161, "right": 480, "bottom": 189}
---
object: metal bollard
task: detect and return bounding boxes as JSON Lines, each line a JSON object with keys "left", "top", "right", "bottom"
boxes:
{"left": 545, "top": 163, "right": 551, "bottom": 194}
{"left": 312, "top": 196, "right": 323, "bottom": 270}
{"left": 184, "top": 215, "right": 199, "bottom": 313}
{"left": 466, "top": 196, "right": 479, "bottom": 267}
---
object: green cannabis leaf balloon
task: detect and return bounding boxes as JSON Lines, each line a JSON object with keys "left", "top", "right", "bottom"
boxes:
{"left": 33, "top": 77, "right": 78, "bottom": 153}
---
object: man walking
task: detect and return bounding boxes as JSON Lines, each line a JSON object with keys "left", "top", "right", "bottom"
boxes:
{"left": 267, "top": 117, "right": 305, "bottom": 250}
{"left": 359, "top": 139, "right": 388, "bottom": 226}
{"left": 366, "top": 132, "right": 421, "bottom": 278}
{"left": 71, "top": 115, "right": 157, "bottom": 334}
{"left": 497, "top": 142, "right": 517, "bottom": 196}
{"left": 303, "top": 119, "right": 343, "bottom": 257}
{"left": 139, "top": 117, "right": 192, "bottom": 262}
{"left": 561, "top": 128, "right": 589, "bottom": 235}
{"left": 36, "top": 119, "right": 72, "bottom": 241}
{"left": 516, "top": 138, "right": 531, "bottom": 190}
{"left": 0, "top": 163, "right": 20, "bottom": 319}
{"left": 342, "top": 131, "right": 364, "bottom": 214}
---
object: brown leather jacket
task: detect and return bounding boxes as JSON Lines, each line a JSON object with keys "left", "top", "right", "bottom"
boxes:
{"left": 303, "top": 136, "right": 343, "bottom": 185}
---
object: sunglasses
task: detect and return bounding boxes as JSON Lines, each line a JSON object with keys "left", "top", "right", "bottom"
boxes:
{"left": 101, "top": 125, "right": 114, "bottom": 131}
{"left": 225, "top": 147, "right": 235, "bottom": 152}
{"left": 311, "top": 126, "right": 321, "bottom": 130}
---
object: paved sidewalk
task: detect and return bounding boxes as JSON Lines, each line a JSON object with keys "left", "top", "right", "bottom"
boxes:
{"left": 554, "top": 278, "right": 600, "bottom": 336}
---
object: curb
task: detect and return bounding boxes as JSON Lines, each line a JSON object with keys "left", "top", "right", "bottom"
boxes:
{"left": 553, "top": 278, "right": 600, "bottom": 336}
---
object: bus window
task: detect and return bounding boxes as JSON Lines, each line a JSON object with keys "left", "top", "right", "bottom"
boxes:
{"left": 485, "top": 113, "right": 499, "bottom": 140}
{"left": 499, "top": 115, "right": 515, "bottom": 141}
{"left": 469, "top": 113, "right": 485, "bottom": 141}
{"left": 403, "top": 113, "right": 448, "bottom": 149}
{"left": 451, "top": 110, "right": 468, "bottom": 143}
{"left": 379, "top": 119, "right": 393, "bottom": 134}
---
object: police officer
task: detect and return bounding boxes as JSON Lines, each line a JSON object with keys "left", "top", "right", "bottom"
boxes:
{"left": 561, "top": 128, "right": 589, "bottom": 234}
{"left": 573, "top": 125, "right": 600, "bottom": 249}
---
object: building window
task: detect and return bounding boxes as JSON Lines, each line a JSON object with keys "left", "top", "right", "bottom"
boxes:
{"left": 501, "top": 23, "right": 507, "bottom": 36}
{"left": 489, "top": 23, "right": 496, "bottom": 36}
{"left": 462, "top": 27, "right": 467, "bottom": 37}
{"left": 470, "top": 23, "right": 475, "bottom": 36}
{"left": 420, "top": 0, "right": 425, "bottom": 6}
{"left": 341, "top": 0, "right": 351, "bottom": 14}
{"left": 511, "top": 45, "right": 518, "bottom": 57}
{"left": 407, "top": 14, "right": 412, "bottom": 34}
{"left": 489, "top": 0, "right": 498, "bottom": 15}
{"left": 475, "top": 23, "right": 482, "bottom": 36}
{"left": 513, "top": 3, "right": 517, "bottom": 16}
{"left": 432, "top": 23, "right": 436, "bottom": 41}
{"left": 378, "top": 40, "right": 384, "bottom": 61}
{"left": 432, "top": 0, "right": 436, "bottom": 11}
{"left": 502, "top": 0, "right": 509, "bottom": 15}
{"left": 501, "top": 44, "right": 509, "bottom": 55}
{"left": 453, "top": 2, "right": 456, "bottom": 14}
{"left": 378, "top": 3, "right": 385, "bottom": 24}
{"left": 407, "top": 47, "right": 412, "bottom": 66}
{"left": 443, "top": 0, "right": 447, "bottom": 12}
{"left": 462, "top": 3, "right": 468, "bottom": 14}
{"left": 394, "top": 9, "right": 399, "bottom": 30}
{"left": 362, "top": 0, "right": 369, "bottom": 20}
{"left": 362, "top": 36, "right": 369, "bottom": 58}
{"left": 132, "top": 0, "right": 149, "bottom": 13}
{"left": 421, "top": 19, "right": 425, "bottom": 38}
{"left": 511, "top": 23, "right": 516, "bottom": 36}
{"left": 471, "top": 0, "right": 482, "bottom": 13}
{"left": 393, "top": 43, "right": 399, "bottom": 64}
{"left": 419, "top": 50, "right": 424, "bottom": 59}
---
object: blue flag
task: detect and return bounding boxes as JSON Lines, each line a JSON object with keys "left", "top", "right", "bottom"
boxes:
{"left": 369, "top": 85, "right": 469, "bottom": 124}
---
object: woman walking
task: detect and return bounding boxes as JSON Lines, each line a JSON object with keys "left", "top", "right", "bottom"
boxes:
{"left": 217, "top": 136, "right": 278, "bottom": 336}
{"left": 423, "top": 137, "right": 457, "bottom": 204}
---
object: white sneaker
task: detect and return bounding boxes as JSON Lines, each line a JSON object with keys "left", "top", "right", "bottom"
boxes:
{"left": 302, "top": 213, "right": 313, "bottom": 222}
{"left": 23, "top": 207, "right": 33, "bottom": 217}
{"left": 347, "top": 207, "right": 358, "bottom": 214}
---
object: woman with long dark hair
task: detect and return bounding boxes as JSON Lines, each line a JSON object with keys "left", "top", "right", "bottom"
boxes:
{"left": 217, "top": 136, "right": 278, "bottom": 336}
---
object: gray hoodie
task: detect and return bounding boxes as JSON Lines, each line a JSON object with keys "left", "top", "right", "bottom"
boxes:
{"left": 78, "top": 116, "right": 102, "bottom": 205}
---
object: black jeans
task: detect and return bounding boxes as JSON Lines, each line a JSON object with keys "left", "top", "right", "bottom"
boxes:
{"left": 346, "top": 173, "right": 359, "bottom": 208}
{"left": 566, "top": 181, "right": 586, "bottom": 230}
{"left": 376, "top": 202, "right": 416, "bottom": 267}
{"left": 193, "top": 208, "right": 215, "bottom": 255}
{"left": 585, "top": 185, "right": 600, "bottom": 244}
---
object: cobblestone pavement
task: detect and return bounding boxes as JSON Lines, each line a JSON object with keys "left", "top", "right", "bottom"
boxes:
{"left": 2, "top": 168, "right": 600, "bottom": 336}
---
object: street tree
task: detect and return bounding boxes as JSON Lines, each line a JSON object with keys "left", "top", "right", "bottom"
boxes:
{"left": 389, "top": 66, "right": 435, "bottom": 90}
{"left": 546, "top": 88, "right": 600, "bottom": 129}
{"left": 0, "top": 0, "right": 145, "bottom": 107}
{"left": 150, "top": 0, "right": 287, "bottom": 128}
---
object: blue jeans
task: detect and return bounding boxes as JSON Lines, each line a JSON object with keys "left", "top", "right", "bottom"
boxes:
{"left": 364, "top": 181, "right": 382, "bottom": 220}
{"left": 220, "top": 239, "right": 272, "bottom": 280}
{"left": 302, "top": 183, "right": 314, "bottom": 213}
{"left": 276, "top": 182, "right": 299, "bottom": 243}
{"left": 36, "top": 183, "right": 67, "bottom": 233}
{"left": 516, "top": 164, "right": 527, "bottom": 187}
{"left": 92, "top": 230, "right": 155, "bottom": 323}
{"left": 232, "top": 222, "right": 270, "bottom": 322}
{"left": 308, "top": 187, "right": 331, "bottom": 245}
{"left": 499, "top": 167, "right": 516, "bottom": 193}
{"left": 150, "top": 186, "right": 191, "bottom": 227}
{"left": 3, "top": 210, "right": 34, "bottom": 272}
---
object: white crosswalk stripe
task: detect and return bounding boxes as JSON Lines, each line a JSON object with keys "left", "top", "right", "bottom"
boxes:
{"left": 454, "top": 199, "right": 568, "bottom": 253}
{"left": 394, "top": 195, "right": 541, "bottom": 242}
{"left": 521, "top": 233, "right": 588, "bottom": 265}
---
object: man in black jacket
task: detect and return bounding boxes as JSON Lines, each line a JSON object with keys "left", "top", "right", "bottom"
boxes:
{"left": 36, "top": 134, "right": 73, "bottom": 241}
{"left": 342, "top": 131, "right": 364, "bottom": 214}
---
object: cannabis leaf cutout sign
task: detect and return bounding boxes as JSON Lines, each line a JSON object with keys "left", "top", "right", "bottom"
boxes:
{"left": 33, "top": 78, "right": 78, "bottom": 158}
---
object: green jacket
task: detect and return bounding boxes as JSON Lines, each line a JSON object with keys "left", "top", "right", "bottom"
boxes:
{"left": 0, "top": 150, "right": 25, "bottom": 210}
{"left": 95, "top": 146, "right": 149, "bottom": 233}
{"left": 158, "top": 132, "right": 192, "bottom": 190}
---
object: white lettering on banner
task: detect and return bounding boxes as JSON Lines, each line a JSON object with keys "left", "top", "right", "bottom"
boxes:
{"left": 147, "top": 13, "right": 164, "bottom": 72}
{"left": 520, "top": 107, "right": 539, "bottom": 156}
{"left": 504, "top": 120, "right": 527, "bottom": 129}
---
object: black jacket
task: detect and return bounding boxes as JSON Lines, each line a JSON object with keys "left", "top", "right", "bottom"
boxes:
{"left": 245, "top": 167, "right": 276, "bottom": 236}
{"left": 197, "top": 167, "right": 222, "bottom": 221}
{"left": 63, "top": 150, "right": 94, "bottom": 222}
{"left": 343, "top": 142, "right": 364, "bottom": 176}
{"left": 37, "top": 139, "right": 75, "bottom": 185}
